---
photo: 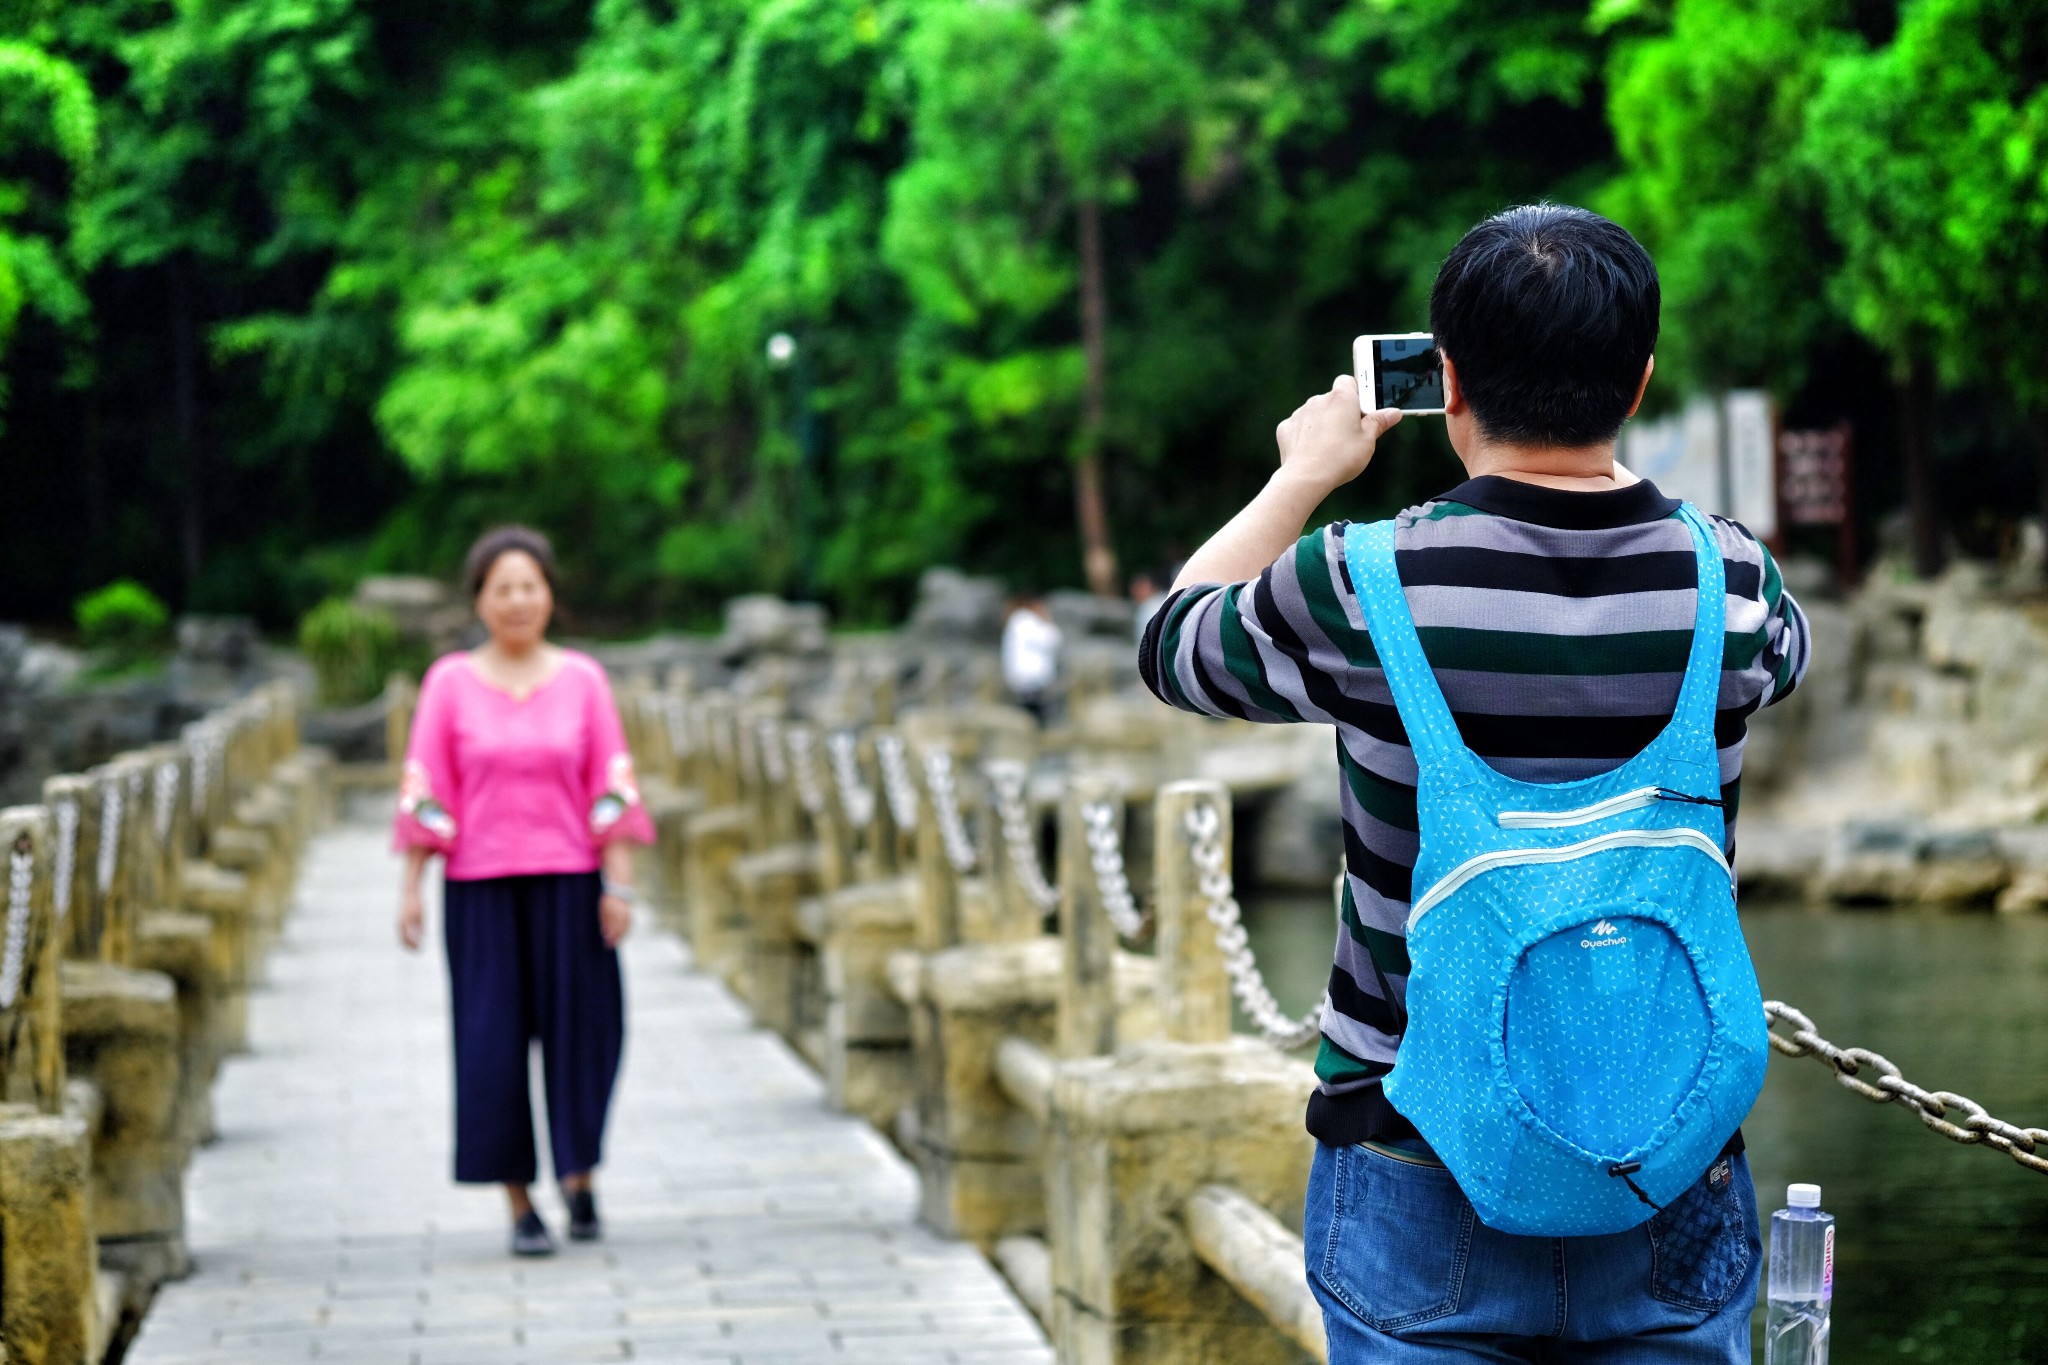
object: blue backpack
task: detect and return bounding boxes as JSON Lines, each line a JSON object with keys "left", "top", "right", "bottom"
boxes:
{"left": 1342, "top": 503, "right": 1768, "bottom": 1237}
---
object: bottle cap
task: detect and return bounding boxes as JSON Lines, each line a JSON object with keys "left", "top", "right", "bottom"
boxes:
{"left": 1787, "top": 1183, "right": 1821, "bottom": 1208}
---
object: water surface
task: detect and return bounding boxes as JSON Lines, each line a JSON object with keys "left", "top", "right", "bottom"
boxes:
{"left": 1242, "top": 894, "right": 2048, "bottom": 1362}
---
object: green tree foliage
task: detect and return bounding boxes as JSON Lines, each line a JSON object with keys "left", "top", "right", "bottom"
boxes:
{"left": 3, "top": 0, "right": 2045, "bottom": 623}
{"left": 75, "top": 575, "right": 167, "bottom": 665}
{"left": 297, "top": 595, "right": 402, "bottom": 704}
{"left": 1803, "top": 0, "right": 2048, "bottom": 413}
{"left": 1600, "top": 0, "right": 1853, "bottom": 396}
{"left": 0, "top": 36, "right": 94, "bottom": 412}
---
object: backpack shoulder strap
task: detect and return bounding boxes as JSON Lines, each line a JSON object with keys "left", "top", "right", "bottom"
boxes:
{"left": 1669, "top": 502, "right": 1728, "bottom": 753}
{"left": 1341, "top": 517, "right": 1479, "bottom": 778}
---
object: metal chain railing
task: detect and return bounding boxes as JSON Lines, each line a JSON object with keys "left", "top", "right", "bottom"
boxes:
{"left": 185, "top": 723, "right": 214, "bottom": 819}
{"left": 51, "top": 798, "right": 77, "bottom": 922}
{"left": 152, "top": 759, "right": 179, "bottom": 844}
{"left": 0, "top": 836, "right": 30, "bottom": 1011}
{"left": 984, "top": 760, "right": 1058, "bottom": 912}
{"left": 785, "top": 726, "right": 829, "bottom": 818}
{"left": 875, "top": 734, "right": 921, "bottom": 835}
{"left": 920, "top": 748, "right": 980, "bottom": 874}
{"left": 1765, "top": 1001, "right": 2048, "bottom": 1176}
{"left": 1185, "top": 802, "right": 1325, "bottom": 1051}
{"left": 662, "top": 695, "right": 692, "bottom": 759}
{"left": 1079, "top": 798, "right": 1148, "bottom": 940}
{"left": 827, "top": 731, "right": 876, "bottom": 830}
{"left": 756, "top": 717, "right": 789, "bottom": 786}
{"left": 96, "top": 779, "right": 124, "bottom": 897}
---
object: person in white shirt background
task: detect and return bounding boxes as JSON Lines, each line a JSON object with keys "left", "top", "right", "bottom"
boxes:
{"left": 1001, "top": 595, "right": 1062, "bottom": 722}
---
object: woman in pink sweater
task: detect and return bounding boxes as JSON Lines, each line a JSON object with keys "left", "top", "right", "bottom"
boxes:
{"left": 394, "top": 526, "right": 654, "bottom": 1258}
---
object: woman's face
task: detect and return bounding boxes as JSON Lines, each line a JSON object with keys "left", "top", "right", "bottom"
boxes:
{"left": 476, "top": 550, "right": 554, "bottom": 650}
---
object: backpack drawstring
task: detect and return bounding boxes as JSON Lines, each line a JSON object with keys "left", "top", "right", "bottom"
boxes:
{"left": 1655, "top": 788, "right": 1726, "bottom": 809}
{"left": 1607, "top": 1161, "right": 1665, "bottom": 1213}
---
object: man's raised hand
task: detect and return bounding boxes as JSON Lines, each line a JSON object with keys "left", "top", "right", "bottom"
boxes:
{"left": 1274, "top": 376, "right": 1403, "bottom": 497}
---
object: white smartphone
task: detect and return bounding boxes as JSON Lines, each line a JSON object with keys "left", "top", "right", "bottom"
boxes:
{"left": 1353, "top": 333, "right": 1446, "bottom": 415}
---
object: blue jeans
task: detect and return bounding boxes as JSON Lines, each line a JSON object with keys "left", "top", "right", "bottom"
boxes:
{"left": 1305, "top": 1142, "right": 1759, "bottom": 1362}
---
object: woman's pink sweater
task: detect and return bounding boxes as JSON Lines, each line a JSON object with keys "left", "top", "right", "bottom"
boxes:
{"left": 393, "top": 649, "right": 655, "bottom": 881}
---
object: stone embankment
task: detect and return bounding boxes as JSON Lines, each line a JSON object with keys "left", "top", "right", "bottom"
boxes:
{"left": 0, "top": 682, "right": 328, "bottom": 1364}
{"left": 1736, "top": 562, "right": 2048, "bottom": 908}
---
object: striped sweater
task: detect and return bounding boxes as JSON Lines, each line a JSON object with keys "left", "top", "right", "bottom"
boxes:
{"left": 1138, "top": 476, "right": 1811, "bottom": 1147}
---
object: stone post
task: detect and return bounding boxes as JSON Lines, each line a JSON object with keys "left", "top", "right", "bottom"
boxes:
{"left": 1153, "top": 781, "right": 1233, "bottom": 1043}
{"left": 1058, "top": 777, "right": 1121, "bottom": 1060}
{"left": 797, "top": 728, "right": 855, "bottom": 895}
{"left": 0, "top": 1104, "right": 98, "bottom": 1365}
{"left": 0, "top": 807, "right": 65, "bottom": 1112}
{"left": 901, "top": 936, "right": 1065, "bottom": 1245}
{"left": 682, "top": 806, "right": 750, "bottom": 979}
{"left": 1038, "top": 779, "right": 1319, "bottom": 1364}
{"left": 731, "top": 841, "right": 821, "bottom": 1044}
{"left": 815, "top": 874, "right": 919, "bottom": 1126}
{"left": 60, "top": 955, "right": 184, "bottom": 1279}
{"left": 1044, "top": 1041, "right": 1319, "bottom": 1365}
{"left": 910, "top": 736, "right": 966, "bottom": 953}
{"left": 383, "top": 673, "right": 417, "bottom": 785}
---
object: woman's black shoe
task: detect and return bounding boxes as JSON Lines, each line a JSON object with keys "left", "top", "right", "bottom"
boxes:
{"left": 566, "top": 1187, "right": 602, "bottom": 1242}
{"left": 511, "top": 1209, "right": 557, "bottom": 1257}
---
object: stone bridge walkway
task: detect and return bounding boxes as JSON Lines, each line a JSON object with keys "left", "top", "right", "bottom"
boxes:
{"left": 128, "top": 816, "right": 1053, "bottom": 1365}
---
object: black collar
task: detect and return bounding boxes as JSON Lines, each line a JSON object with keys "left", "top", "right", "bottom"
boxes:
{"left": 1436, "top": 475, "right": 1681, "bottom": 530}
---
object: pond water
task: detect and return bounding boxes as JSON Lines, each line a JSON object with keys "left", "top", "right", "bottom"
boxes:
{"left": 1240, "top": 894, "right": 2048, "bottom": 1363}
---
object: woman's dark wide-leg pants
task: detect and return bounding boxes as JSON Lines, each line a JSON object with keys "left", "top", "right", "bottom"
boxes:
{"left": 443, "top": 871, "right": 623, "bottom": 1185}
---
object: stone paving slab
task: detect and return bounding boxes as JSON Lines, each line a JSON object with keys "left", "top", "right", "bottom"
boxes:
{"left": 128, "top": 821, "right": 1052, "bottom": 1365}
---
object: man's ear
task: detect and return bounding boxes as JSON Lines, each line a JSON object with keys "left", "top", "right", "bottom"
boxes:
{"left": 1626, "top": 355, "right": 1656, "bottom": 418}
{"left": 1442, "top": 352, "right": 1467, "bottom": 415}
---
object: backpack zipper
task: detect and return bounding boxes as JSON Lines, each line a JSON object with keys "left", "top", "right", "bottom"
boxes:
{"left": 1408, "top": 826, "right": 1732, "bottom": 927}
{"left": 1498, "top": 786, "right": 1664, "bottom": 829}
{"left": 1497, "top": 786, "right": 1726, "bottom": 829}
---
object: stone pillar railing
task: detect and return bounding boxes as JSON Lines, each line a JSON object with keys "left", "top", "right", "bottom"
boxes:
{"left": 617, "top": 683, "right": 1328, "bottom": 1365}
{"left": 0, "top": 683, "right": 336, "bottom": 1364}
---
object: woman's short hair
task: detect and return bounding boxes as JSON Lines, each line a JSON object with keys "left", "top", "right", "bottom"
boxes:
{"left": 463, "top": 525, "right": 561, "bottom": 601}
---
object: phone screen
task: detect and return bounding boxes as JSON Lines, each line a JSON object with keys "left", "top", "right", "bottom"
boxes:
{"left": 1374, "top": 336, "right": 1444, "bottom": 411}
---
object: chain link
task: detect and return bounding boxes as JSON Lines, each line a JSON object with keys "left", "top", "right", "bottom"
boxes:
{"left": 1080, "top": 799, "right": 1148, "bottom": 940}
{"left": 827, "top": 731, "right": 876, "bottom": 829}
{"left": 875, "top": 734, "right": 921, "bottom": 835}
{"left": 186, "top": 725, "right": 213, "bottom": 819}
{"left": 51, "top": 799, "right": 77, "bottom": 922}
{"left": 153, "top": 760, "right": 179, "bottom": 843}
{"left": 983, "top": 761, "right": 1058, "bottom": 912}
{"left": 785, "top": 726, "right": 829, "bottom": 818}
{"left": 1184, "top": 803, "right": 1325, "bottom": 1050}
{"left": 97, "top": 779, "right": 124, "bottom": 897}
{"left": 663, "top": 696, "right": 692, "bottom": 759}
{"left": 0, "top": 837, "right": 30, "bottom": 1011}
{"left": 920, "top": 748, "right": 980, "bottom": 874}
{"left": 1764, "top": 1001, "right": 2048, "bottom": 1176}
{"left": 756, "top": 717, "right": 789, "bottom": 786}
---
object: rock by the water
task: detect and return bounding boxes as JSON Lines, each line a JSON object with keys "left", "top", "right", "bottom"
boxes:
{"left": 909, "top": 568, "right": 1006, "bottom": 644}
{"left": 717, "top": 595, "right": 829, "bottom": 661}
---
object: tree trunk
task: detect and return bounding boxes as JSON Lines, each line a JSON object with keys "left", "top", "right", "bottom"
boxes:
{"left": 1898, "top": 354, "right": 1942, "bottom": 580}
{"left": 1074, "top": 198, "right": 1118, "bottom": 597}
{"left": 171, "top": 256, "right": 203, "bottom": 589}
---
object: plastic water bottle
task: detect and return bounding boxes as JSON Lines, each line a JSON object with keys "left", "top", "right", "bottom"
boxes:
{"left": 1765, "top": 1182, "right": 1834, "bottom": 1365}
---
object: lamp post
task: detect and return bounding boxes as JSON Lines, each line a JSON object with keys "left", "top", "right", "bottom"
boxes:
{"left": 766, "top": 332, "right": 823, "bottom": 600}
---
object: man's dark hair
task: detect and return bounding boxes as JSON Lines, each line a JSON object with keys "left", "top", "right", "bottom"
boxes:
{"left": 1429, "top": 204, "right": 1660, "bottom": 448}
{"left": 463, "top": 525, "right": 561, "bottom": 600}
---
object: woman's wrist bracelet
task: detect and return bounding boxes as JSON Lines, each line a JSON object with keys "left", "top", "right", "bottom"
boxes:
{"left": 601, "top": 878, "right": 640, "bottom": 904}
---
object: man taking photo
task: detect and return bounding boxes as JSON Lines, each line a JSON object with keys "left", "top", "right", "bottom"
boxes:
{"left": 1141, "top": 203, "right": 1809, "bottom": 1361}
